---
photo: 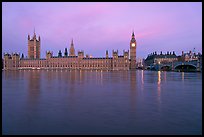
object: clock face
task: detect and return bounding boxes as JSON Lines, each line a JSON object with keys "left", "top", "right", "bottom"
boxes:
{"left": 131, "top": 43, "right": 135, "bottom": 47}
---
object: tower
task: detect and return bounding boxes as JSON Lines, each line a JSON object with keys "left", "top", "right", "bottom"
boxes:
{"left": 130, "top": 31, "right": 136, "bottom": 69}
{"left": 124, "top": 50, "right": 129, "bottom": 70}
{"left": 11, "top": 53, "right": 20, "bottom": 68}
{"left": 58, "top": 50, "right": 62, "bottom": 57}
{"left": 106, "top": 50, "right": 108, "bottom": 58}
{"left": 64, "top": 48, "right": 68, "bottom": 57}
{"left": 69, "top": 39, "right": 75, "bottom": 56}
{"left": 112, "top": 50, "right": 118, "bottom": 70}
{"left": 78, "top": 50, "right": 84, "bottom": 58}
{"left": 28, "top": 29, "right": 40, "bottom": 59}
{"left": 3, "top": 53, "right": 11, "bottom": 69}
{"left": 46, "top": 51, "right": 53, "bottom": 59}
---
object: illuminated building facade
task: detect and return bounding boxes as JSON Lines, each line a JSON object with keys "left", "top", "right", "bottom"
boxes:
{"left": 144, "top": 51, "right": 178, "bottom": 66}
{"left": 3, "top": 31, "right": 137, "bottom": 70}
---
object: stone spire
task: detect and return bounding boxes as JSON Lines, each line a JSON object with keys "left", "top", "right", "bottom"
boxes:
{"left": 106, "top": 50, "right": 108, "bottom": 58}
{"left": 131, "top": 30, "right": 136, "bottom": 42}
{"left": 71, "top": 38, "right": 74, "bottom": 46}
{"left": 64, "top": 48, "right": 68, "bottom": 57}
{"left": 132, "top": 30, "right": 135, "bottom": 37}
{"left": 33, "top": 27, "right": 36, "bottom": 39}
{"left": 69, "top": 38, "right": 75, "bottom": 56}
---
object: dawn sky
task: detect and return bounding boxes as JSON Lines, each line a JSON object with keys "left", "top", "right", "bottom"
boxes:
{"left": 2, "top": 2, "right": 202, "bottom": 58}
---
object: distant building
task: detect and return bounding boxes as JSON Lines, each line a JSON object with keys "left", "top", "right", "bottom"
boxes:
{"left": 177, "top": 50, "right": 200, "bottom": 62}
{"left": 144, "top": 51, "right": 178, "bottom": 67}
{"left": 3, "top": 31, "right": 137, "bottom": 71}
{"left": 136, "top": 58, "right": 145, "bottom": 68}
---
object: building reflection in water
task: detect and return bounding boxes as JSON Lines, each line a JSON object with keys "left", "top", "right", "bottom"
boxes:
{"left": 26, "top": 70, "right": 41, "bottom": 109}
{"left": 100, "top": 70, "right": 103, "bottom": 85}
{"left": 163, "top": 71, "right": 166, "bottom": 82}
{"left": 80, "top": 70, "right": 82, "bottom": 84}
{"left": 110, "top": 71, "right": 120, "bottom": 84}
{"left": 157, "top": 71, "right": 161, "bottom": 105}
{"left": 182, "top": 72, "right": 184, "bottom": 81}
{"left": 46, "top": 70, "right": 54, "bottom": 83}
{"left": 69, "top": 70, "right": 76, "bottom": 92}
{"left": 130, "top": 71, "right": 136, "bottom": 91}
{"left": 130, "top": 71, "right": 137, "bottom": 113}
{"left": 141, "top": 70, "right": 144, "bottom": 91}
{"left": 80, "top": 70, "right": 85, "bottom": 85}
{"left": 68, "top": 70, "right": 77, "bottom": 109}
{"left": 4, "top": 70, "right": 21, "bottom": 80}
{"left": 94, "top": 70, "right": 103, "bottom": 85}
{"left": 141, "top": 70, "right": 144, "bottom": 84}
{"left": 121, "top": 70, "right": 129, "bottom": 84}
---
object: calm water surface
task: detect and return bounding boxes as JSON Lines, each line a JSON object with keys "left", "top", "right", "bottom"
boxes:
{"left": 2, "top": 70, "right": 202, "bottom": 135}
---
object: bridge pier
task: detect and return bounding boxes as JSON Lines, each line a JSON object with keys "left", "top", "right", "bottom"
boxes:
{"left": 197, "top": 60, "right": 200, "bottom": 72}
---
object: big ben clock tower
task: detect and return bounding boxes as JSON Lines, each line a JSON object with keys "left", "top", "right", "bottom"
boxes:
{"left": 130, "top": 31, "right": 136, "bottom": 69}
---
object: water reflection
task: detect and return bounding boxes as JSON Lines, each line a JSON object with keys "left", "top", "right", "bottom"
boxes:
{"left": 141, "top": 70, "right": 144, "bottom": 91}
{"left": 80, "top": 70, "right": 83, "bottom": 84}
{"left": 27, "top": 70, "right": 41, "bottom": 108}
{"left": 70, "top": 70, "right": 76, "bottom": 92}
{"left": 4, "top": 70, "right": 21, "bottom": 80}
{"left": 157, "top": 71, "right": 161, "bottom": 85}
{"left": 100, "top": 71, "right": 103, "bottom": 85}
{"left": 157, "top": 71, "right": 161, "bottom": 105}
{"left": 163, "top": 71, "right": 166, "bottom": 82}
{"left": 129, "top": 71, "right": 137, "bottom": 113}
{"left": 95, "top": 70, "right": 103, "bottom": 85}
{"left": 130, "top": 71, "right": 136, "bottom": 91}
{"left": 182, "top": 72, "right": 184, "bottom": 81}
{"left": 2, "top": 70, "right": 202, "bottom": 135}
{"left": 141, "top": 70, "right": 144, "bottom": 85}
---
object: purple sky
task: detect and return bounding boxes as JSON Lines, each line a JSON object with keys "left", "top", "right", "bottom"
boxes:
{"left": 2, "top": 2, "right": 202, "bottom": 58}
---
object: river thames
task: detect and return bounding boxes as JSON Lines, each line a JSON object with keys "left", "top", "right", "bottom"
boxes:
{"left": 2, "top": 70, "right": 202, "bottom": 135}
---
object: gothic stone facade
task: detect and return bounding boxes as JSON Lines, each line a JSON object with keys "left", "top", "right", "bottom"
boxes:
{"left": 3, "top": 32, "right": 136, "bottom": 70}
{"left": 28, "top": 31, "right": 40, "bottom": 59}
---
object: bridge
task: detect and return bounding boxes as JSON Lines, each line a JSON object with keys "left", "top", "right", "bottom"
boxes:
{"left": 148, "top": 60, "right": 202, "bottom": 72}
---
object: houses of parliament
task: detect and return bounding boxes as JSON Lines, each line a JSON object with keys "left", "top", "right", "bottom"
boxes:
{"left": 3, "top": 31, "right": 137, "bottom": 70}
